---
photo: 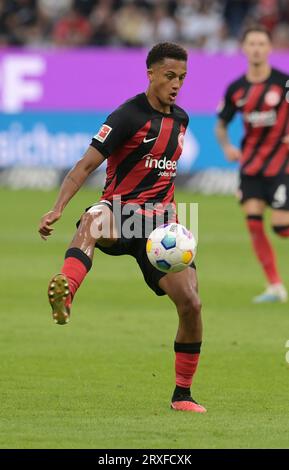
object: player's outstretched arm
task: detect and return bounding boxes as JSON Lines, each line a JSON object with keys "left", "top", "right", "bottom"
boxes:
{"left": 38, "top": 146, "right": 105, "bottom": 240}
{"left": 215, "top": 119, "right": 242, "bottom": 162}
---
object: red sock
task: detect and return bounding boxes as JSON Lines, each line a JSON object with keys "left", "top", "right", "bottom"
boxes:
{"left": 61, "top": 248, "right": 92, "bottom": 304}
{"left": 273, "top": 225, "right": 289, "bottom": 238}
{"left": 278, "top": 229, "right": 289, "bottom": 237}
{"left": 246, "top": 216, "right": 281, "bottom": 285}
{"left": 174, "top": 342, "right": 201, "bottom": 388}
{"left": 175, "top": 352, "right": 200, "bottom": 388}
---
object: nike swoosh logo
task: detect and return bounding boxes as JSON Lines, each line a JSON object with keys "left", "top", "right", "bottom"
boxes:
{"left": 143, "top": 136, "right": 158, "bottom": 143}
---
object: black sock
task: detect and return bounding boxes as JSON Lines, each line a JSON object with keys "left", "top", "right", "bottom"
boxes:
{"left": 172, "top": 385, "right": 192, "bottom": 401}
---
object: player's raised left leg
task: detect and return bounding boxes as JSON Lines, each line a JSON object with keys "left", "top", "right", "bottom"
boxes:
{"left": 49, "top": 203, "right": 117, "bottom": 324}
{"left": 159, "top": 268, "right": 206, "bottom": 413}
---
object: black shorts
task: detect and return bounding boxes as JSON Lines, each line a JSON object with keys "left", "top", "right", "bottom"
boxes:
{"left": 77, "top": 202, "right": 196, "bottom": 296}
{"left": 239, "top": 173, "right": 289, "bottom": 210}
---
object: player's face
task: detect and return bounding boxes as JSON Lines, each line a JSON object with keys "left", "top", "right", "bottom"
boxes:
{"left": 147, "top": 58, "right": 187, "bottom": 109}
{"left": 242, "top": 32, "right": 272, "bottom": 66}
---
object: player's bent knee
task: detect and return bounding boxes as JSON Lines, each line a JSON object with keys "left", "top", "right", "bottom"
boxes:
{"left": 177, "top": 291, "right": 202, "bottom": 317}
{"left": 79, "top": 211, "right": 96, "bottom": 228}
{"left": 272, "top": 225, "right": 289, "bottom": 238}
{"left": 79, "top": 208, "right": 114, "bottom": 241}
{"left": 80, "top": 211, "right": 100, "bottom": 231}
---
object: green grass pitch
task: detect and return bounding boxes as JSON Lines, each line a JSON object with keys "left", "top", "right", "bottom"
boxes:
{"left": 1, "top": 187, "right": 289, "bottom": 449}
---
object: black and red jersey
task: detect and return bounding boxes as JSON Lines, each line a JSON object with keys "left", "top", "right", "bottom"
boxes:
{"left": 218, "top": 68, "right": 289, "bottom": 176}
{"left": 90, "top": 93, "right": 188, "bottom": 210}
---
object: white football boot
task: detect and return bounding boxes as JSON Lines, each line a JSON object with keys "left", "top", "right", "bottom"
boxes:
{"left": 253, "top": 283, "right": 288, "bottom": 303}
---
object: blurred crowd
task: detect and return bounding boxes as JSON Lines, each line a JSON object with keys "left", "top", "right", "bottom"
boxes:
{"left": 1, "top": 0, "right": 289, "bottom": 51}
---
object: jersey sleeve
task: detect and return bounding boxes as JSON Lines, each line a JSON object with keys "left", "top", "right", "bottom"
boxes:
{"left": 217, "top": 85, "right": 237, "bottom": 124}
{"left": 90, "top": 104, "right": 132, "bottom": 158}
{"left": 184, "top": 112, "right": 189, "bottom": 128}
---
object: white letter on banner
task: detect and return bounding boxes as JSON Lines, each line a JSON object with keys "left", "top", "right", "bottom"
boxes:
{"left": 2, "top": 56, "right": 45, "bottom": 112}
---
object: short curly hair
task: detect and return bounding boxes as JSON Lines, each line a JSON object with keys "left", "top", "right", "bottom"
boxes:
{"left": 146, "top": 42, "right": 188, "bottom": 68}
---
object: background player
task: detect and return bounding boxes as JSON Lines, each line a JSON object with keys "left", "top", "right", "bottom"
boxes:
{"left": 216, "top": 25, "right": 289, "bottom": 303}
{"left": 38, "top": 43, "right": 206, "bottom": 413}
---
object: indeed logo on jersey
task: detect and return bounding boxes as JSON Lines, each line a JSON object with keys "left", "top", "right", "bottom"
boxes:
{"left": 244, "top": 110, "right": 276, "bottom": 127}
{"left": 143, "top": 154, "right": 177, "bottom": 177}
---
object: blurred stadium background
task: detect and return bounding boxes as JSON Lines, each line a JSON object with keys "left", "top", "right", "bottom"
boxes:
{"left": 1, "top": 0, "right": 289, "bottom": 194}
{"left": 1, "top": 0, "right": 289, "bottom": 450}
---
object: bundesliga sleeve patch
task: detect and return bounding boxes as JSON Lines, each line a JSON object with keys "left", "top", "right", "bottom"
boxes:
{"left": 94, "top": 124, "right": 112, "bottom": 143}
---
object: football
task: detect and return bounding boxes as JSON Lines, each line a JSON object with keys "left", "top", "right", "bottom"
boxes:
{"left": 146, "top": 223, "right": 197, "bottom": 273}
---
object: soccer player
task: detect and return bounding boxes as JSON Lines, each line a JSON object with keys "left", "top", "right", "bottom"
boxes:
{"left": 216, "top": 25, "right": 289, "bottom": 303}
{"left": 39, "top": 43, "right": 206, "bottom": 413}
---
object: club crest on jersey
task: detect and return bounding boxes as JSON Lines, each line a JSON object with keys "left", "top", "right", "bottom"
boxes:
{"left": 265, "top": 90, "right": 281, "bottom": 107}
{"left": 178, "top": 132, "right": 184, "bottom": 149}
{"left": 94, "top": 124, "right": 112, "bottom": 143}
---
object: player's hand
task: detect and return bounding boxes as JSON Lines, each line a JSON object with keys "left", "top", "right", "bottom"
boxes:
{"left": 223, "top": 144, "right": 242, "bottom": 162}
{"left": 39, "top": 210, "right": 62, "bottom": 240}
{"left": 282, "top": 135, "right": 289, "bottom": 145}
